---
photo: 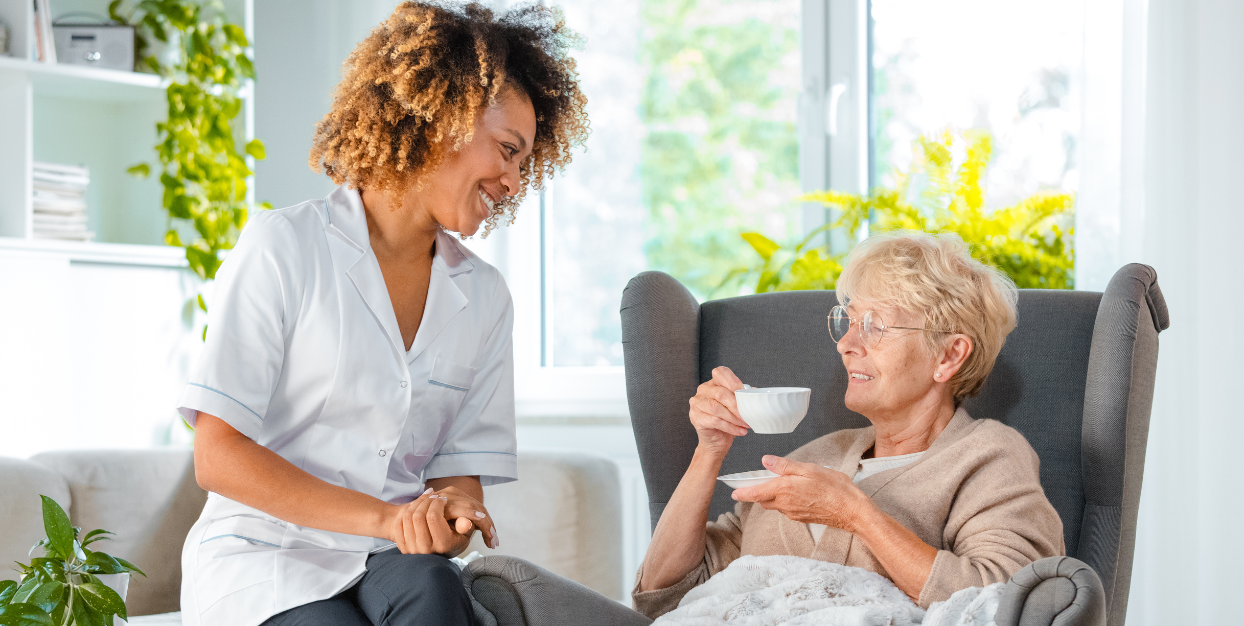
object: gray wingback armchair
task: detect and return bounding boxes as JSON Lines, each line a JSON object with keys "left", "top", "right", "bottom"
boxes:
{"left": 464, "top": 263, "right": 1167, "bottom": 626}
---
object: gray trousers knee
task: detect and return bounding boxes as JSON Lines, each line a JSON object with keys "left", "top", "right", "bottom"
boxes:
{"left": 262, "top": 550, "right": 474, "bottom": 626}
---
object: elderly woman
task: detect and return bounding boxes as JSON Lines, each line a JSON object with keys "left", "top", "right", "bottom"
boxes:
{"left": 633, "top": 232, "right": 1064, "bottom": 617}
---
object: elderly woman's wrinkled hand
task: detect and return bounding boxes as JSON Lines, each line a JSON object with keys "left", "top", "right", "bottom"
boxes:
{"left": 688, "top": 366, "right": 752, "bottom": 457}
{"left": 731, "top": 455, "right": 876, "bottom": 533}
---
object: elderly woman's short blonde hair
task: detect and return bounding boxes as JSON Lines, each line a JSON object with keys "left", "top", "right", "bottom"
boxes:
{"left": 836, "top": 231, "right": 1018, "bottom": 403}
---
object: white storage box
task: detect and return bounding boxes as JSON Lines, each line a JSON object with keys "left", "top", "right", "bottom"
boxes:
{"left": 52, "top": 21, "right": 134, "bottom": 71}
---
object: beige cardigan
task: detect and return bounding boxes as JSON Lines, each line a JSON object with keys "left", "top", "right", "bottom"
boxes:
{"left": 632, "top": 408, "right": 1065, "bottom": 618}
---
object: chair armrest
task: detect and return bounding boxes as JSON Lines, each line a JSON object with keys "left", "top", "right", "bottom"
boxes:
{"left": 995, "top": 557, "right": 1106, "bottom": 626}
{"left": 463, "top": 556, "right": 653, "bottom": 626}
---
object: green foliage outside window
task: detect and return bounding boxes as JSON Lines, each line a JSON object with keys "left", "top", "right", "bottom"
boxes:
{"left": 0, "top": 496, "right": 144, "bottom": 626}
{"left": 112, "top": 0, "right": 267, "bottom": 284}
{"left": 718, "top": 129, "right": 1076, "bottom": 295}
{"left": 640, "top": 0, "right": 801, "bottom": 299}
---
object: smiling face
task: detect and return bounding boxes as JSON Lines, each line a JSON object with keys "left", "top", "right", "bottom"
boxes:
{"left": 836, "top": 296, "right": 948, "bottom": 420}
{"left": 406, "top": 85, "right": 538, "bottom": 237}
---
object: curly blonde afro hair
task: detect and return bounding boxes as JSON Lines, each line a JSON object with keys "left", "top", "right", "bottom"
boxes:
{"left": 309, "top": 1, "right": 590, "bottom": 234}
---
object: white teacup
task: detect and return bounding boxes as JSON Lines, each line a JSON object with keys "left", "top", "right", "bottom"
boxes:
{"left": 734, "top": 386, "right": 811, "bottom": 434}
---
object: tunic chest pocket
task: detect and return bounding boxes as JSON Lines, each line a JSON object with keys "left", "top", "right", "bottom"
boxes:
{"left": 428, "top": 356, "right": 476, "bottom": 394}
{"left": 411, "top": 356, "right": 476, "bottom": 460}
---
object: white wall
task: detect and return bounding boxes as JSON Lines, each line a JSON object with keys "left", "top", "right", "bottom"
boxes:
{"left": 252, "top": 0, "right": 402, "bottom": 210}
{"left": 1079, "top": 0, "right": 1244, "bottom": 623}
{"left": 0, "top": 248, "right": 202, "bottom": 457}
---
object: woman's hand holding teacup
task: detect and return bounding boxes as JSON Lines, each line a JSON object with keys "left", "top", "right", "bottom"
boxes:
{"left": 689, "top": 366, "right": 752, "bottom": 457}
{"left": 389, "top": 486, "right": 497, "bottom": 557}
{"left": 730, "top": 455, "right": 875, "bottom": 533}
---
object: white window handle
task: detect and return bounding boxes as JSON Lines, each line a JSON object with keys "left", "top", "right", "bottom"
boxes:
{"left": 827, "top": 82, "right": 848, "bottom": 136}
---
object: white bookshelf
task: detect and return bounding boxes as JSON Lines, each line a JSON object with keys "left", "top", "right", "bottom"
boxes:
{"left": 0, "top": 0, "right": 251, "bottom": 260}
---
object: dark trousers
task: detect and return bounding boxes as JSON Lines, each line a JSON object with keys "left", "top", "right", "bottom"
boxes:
{"left": 262, "top": 550, "right": 475, "bottom": 626}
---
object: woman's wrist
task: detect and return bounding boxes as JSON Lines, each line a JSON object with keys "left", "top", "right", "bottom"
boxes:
{"left": 375, "top": 502, "right": 402, "bottom": 542}
{"left": 692, "top": 442, "right": 731, "bottom": 465}
{"left": 842, "top": 494, "right": 885, "bottom": 537}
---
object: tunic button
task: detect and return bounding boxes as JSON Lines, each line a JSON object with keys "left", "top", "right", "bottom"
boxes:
{"left": 400, "top": 381, "right": 408, "bottom": 388}
{"left": 379, "top": 450, "right": 387, "bottom": 457}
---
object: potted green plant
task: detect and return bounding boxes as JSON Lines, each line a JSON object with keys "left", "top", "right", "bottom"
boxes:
{"left": 110, "top": 0, "right": 267, "bottom": 333}
{"left": 716, "top": 128, "right": 1075, "bottom": 296}
{"left": 0, "top": 496, "right": 144, "bottom": 626}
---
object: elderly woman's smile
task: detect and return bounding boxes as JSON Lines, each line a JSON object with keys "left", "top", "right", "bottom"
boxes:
{"left": 634, "top": 231, "right": 1065, "bottom": 618}
{"left": 836, "top": 298, "right": 965, "bottom": 427}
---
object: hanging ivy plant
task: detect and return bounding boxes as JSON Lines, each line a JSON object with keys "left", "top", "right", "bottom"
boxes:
{"left": 112, "top": 0, "right": 268, "bottom": 286}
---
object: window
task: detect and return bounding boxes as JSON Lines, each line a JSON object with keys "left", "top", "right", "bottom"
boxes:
{"left": 472, "top": 0, "right": 802, "bottom": 415}
{"left": 471, "top": 0, "right": 1090, "bottom": 415}
{"left": 869, "top": 0, "right": 1083, "bottom": 208}
{"left": 546, "top": 0, "right": 802, "bottom": 367}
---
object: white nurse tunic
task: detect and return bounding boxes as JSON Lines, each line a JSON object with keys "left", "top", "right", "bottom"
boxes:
{"left": 176, "top": 184, "right": 517, "bottom": 626}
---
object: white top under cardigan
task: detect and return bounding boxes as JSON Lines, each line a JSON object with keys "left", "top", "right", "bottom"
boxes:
{"left": 808, "top": 451, "right": 925, "bottom": 542}
{"left": 176, "top": 185, "right": 518, "bottom": 626}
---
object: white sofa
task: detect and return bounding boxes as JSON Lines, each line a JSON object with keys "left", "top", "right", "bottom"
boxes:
{"left": 0, "top": 448, "right": 623, "bottom": 623}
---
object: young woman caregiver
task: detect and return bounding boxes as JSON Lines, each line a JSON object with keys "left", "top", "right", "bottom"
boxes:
{"left": 175, "top": 3, "right": 589, "bottom": 625}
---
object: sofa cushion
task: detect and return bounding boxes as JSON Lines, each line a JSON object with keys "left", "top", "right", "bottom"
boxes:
{"left": 0, "top": 457, "right": 71, "bottom": 581}
{"left": 463, "top": 450, "right": 624, "bottom": 600}
{"left": 30, "top": 450, "right": 207, "bottom": 617}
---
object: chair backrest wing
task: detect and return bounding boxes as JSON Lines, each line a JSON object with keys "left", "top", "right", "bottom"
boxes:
{"left": 1077, "top": 264, "right": 1167, "bottom": 626}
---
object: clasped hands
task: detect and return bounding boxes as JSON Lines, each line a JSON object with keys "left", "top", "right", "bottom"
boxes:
{"left": 387, "top": 486, "right": 497, "bottom": 557}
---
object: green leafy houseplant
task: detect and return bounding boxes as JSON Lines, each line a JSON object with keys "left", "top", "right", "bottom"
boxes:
{"left": 110, "top": 0, "right": 267, "bottom": 288}
{"left": 718, "top": 128, "right": 1075, "bottom": 296}
{"left": 0, "top": 496, "right": 144, "bottom": 626}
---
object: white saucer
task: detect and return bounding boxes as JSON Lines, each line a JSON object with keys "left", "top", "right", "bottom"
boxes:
{"left": 717, "top": 469, "right": 778, "bottom": 489}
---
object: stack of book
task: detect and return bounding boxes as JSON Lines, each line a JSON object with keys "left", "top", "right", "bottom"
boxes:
{"left": 32, "top": 162, "right": 92, "bottom": 241}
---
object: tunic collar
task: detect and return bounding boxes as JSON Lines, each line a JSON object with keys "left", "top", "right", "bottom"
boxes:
{"left": 322, "top": 184, "right": 473, "bottom": 362}
{"left": 322, "top": 185, "right": 475, "bottom": 274}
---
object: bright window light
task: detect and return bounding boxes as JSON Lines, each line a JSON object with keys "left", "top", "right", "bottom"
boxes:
{"left": 544, "top": 0, "right": 801, "bottom": 367}
{"left": 870, "top": 0, "right": 1084, "bottom": 205}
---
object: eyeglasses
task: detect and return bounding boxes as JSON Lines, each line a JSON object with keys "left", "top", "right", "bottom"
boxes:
{"left": 827, "top": 305, "right": 951, "bottom": 347}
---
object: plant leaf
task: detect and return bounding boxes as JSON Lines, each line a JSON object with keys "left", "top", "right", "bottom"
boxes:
{"left": 81, "top": 530, "right": 113, "bottom": 547}
{"left": 223, "top": 23, "right": 248, "bottom": 47}
{"left": 113, "top": 557, "right": 146, "bottom": 578}
{"left": 244, "top": 139, "right": 265, "bottom": 160}
{"left": 236, "top": 54, "right": 256, "bottom": 80}
{"left": 0, "top": 581, "right": 17, "bottom": 606}
{"left": 27, "top": 561, "right": 63, "bottom": 586}
{"left": 82, "top": 553, "right": 126, "bottom": 575}
{"left": 6, "top": 579, "right": 36, "bottom": 607}
{"left": 70, "top": 593, "right": 99, "bottom": 626}
{"left": 168, "top": 194, "right": 197, "bottom": 219}
{"left": 25, "top": 539, "right": 48, "bottom": 559}
{"left": 76, "top": 583, "right": 126, "bottom": 621}
{"left": 0, "top": 603, "right": 55, "bottom": 626}
{"left": 23, "top": 584, "right": 60, "bottom": 615}
{"left": 39, "top": 496, "right": 74, "bottom": 560}
{"left": 107, "top": 0, "right": 124, "bottom": 23}
{"left": 740, "top": 232, "right": 780, "bottom": 261}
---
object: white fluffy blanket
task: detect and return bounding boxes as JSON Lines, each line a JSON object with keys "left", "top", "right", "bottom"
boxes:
{"left": 652, "top": 555, "right": 1004, "bottom": 626}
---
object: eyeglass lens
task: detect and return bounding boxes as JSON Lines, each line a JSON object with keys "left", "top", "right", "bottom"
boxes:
{"left": 829, "top": 306, "right": 884, "bottom": 346}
